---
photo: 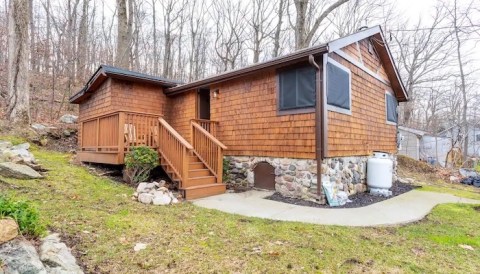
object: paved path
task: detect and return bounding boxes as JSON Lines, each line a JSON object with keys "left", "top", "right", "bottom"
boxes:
{"left": 192, "top": 190, "right": 479, "bottom": 227}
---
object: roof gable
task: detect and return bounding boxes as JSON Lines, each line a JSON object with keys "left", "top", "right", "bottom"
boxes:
{"left": 327, "top": 26, "right": 407, "bottom": 101}
{"left": 70, "top": 65, "right": 182, "bottom": 104}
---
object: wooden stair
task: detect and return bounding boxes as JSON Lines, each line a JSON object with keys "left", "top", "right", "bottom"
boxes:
{"left": 159, "top": 151, "right": 226, "bottom": 200}
{"left": 157, "top": 118, "right": 227, "bottom": 200}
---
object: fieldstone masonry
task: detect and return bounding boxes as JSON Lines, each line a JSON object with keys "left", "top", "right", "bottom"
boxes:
{"left": 225, "top": 154, "right": 397, "bottom": 204}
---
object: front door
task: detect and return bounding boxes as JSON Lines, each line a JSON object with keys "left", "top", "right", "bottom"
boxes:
{"left": 198, "top": 89, "right": 210, "bottom": 120}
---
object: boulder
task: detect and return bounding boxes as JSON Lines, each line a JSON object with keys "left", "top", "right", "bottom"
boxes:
{"left": 136, "top": 182, "right": 148, "bottom": 193}
{"left": 59, "top": 114, "right": 78, "bottom": 124}
{"left": 0, "top": 140, "right": 13, "bottom": 151}
{"left": 12, "top": 143, "right": 30, "bottom": 150}
{"left": 0, "top": 239, "right": 48, "bottom": 274}
{"left": 39, "top": 233, "right": 83, "bottom": 274}
{"left": 152, "top": 192, "right": 171, "bottom": 205}
{"left": 138, "top": 193, "right": 154, "bottom": 204}
{"left": 0, "top": 162, "right": 43, "bottom": 179}
{"left": 0, "top": 219, "right": 19, "bottom": 244}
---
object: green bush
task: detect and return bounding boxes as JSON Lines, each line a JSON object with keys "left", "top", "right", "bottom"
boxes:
{"left": 0, "top": 195, "right": 46, "bottom": 237}
{"left": 223, "top": 158, "right": 230, "bottom": 182}
{"left": 124, "top": 146, "right": 159, "bottom": 184}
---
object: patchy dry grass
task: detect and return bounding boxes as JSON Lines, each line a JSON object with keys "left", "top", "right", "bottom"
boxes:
{"left": 397, "top": 155, "right": 480, "bottom": 200}
{"left": 0, "top": 148, "right": 479, "bottom": 273}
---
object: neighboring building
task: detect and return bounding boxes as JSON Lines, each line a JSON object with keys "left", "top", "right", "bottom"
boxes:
{"left": 69, "top": 26, "right": 408, "bottom": 202}
{"left": 398, "top": 126, "right": 425, "bottom": 160}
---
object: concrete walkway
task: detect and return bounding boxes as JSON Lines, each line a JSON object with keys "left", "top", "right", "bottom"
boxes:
{"left": 192, "top": 190, "right": 479, "bottom": 227}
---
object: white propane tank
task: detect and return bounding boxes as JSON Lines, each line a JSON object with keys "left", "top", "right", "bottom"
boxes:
{"left": 367, "top": 152, "right": 393, "bottom": 191}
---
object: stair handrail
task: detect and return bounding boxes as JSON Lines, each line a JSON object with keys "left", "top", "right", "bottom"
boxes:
{"left": 158, "top": 118, "right": 193, "bottom": 187}
{"left": 191, "top": 121, "right": 227, "bottom": 183}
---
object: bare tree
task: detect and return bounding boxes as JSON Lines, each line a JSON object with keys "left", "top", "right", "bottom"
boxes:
{"left": 7, "top": 0, "right": 30, "bottom": 124}
{"left": 211, "top": 0, "right": 247, "bottom": 71}
{"left": 391, "top": 6, "right": 453, "bottom": 126}
{"left": 272, "top": 0, "right": 287, "bottom": 58}
{"left": 292, "top": 0, "right": 349, "bottom": 49}
{"left": 249, "top": 0, "right": 274, "bottom": 63}
{"left": 116, "top": 0, "right": 131, "bottom": 68}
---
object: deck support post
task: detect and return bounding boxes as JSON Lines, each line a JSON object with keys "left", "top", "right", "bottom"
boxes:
{"left": 118, "top": 112, "right": 126, "bottom": 163}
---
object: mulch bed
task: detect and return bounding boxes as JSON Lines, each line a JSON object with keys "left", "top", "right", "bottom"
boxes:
{"left": 265, "top": 182, "right": 418, "bottom": 209}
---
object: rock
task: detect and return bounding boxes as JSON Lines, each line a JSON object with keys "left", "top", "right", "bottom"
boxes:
{"left": 133, "top": 243, "right": 147, "bottom": 252}
{"left": 0, "top": 239, "right": 48, "bottom": 274}
{"left": 63, "top": 130, "right": 71, "bottom": 137}
{"left": 12, "top": 143, "right": 30, "bottom": 150}
{"left": 138, "top": 193, "right": 154, "bottom": 204}
{"left": 145, "top": 182, "right": 157, "bottom": 190}
{"left": 31, "top": 123, "right": 47, "bottom": 133}
{"left": 459, "top": 244, "right": 474, "bottom": 251}
{"left": 136, "top": 182, "right": 148, "bottom": 193}
{"left": 59, "top": 114, "right": 78, "bottom": 124}
{"left": 40, "top": 233, "right": 83, "bottom": 274}
{"left": 152, "top": 192, "right": 171, "bottom": 205}
{"left": 0, "top": 162, "right": 43, "bottom": 179}
{"left": 0, "top": 219, "right": 19, "bottom": 244}
{"left": 0, "top": 140, "right": 13, "bottom": 150}
{"left": 157, "top": 186, "right": 169, "bottom": 193}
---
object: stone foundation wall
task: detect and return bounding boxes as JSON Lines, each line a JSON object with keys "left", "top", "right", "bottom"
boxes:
{"left": 225, "top": 154, "right": 397, "bottom": 204}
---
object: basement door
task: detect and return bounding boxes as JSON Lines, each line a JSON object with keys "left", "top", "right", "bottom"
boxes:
{"left": 254, "top": 162, "right": 275, "bottom": 190}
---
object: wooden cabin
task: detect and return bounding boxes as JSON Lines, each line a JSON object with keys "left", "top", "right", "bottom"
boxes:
{"left": 70, "top": 26, "right": 408, "bottom": 201}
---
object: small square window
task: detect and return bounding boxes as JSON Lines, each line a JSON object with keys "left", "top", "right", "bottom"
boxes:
{"left": 386, "top": 92, "right": 398, "bottom": 124}
{"left": 278, "top": 65, "right": 316, "bottom": 111}
{"left": 326, "top": 59, "right": 351, "bottom": 115}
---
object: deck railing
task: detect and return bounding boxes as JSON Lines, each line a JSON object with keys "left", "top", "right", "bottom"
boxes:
{"left": 80, "top": 111, "right": 161, "bottom": 155}
{"left": 158, "top": 117, "right": 193, "bottom": 187}
{"left": 191, "top": 119, "right": 218, "bottom": 136}
{"left": 191, "top": 121, "right": 227, "bottom": 183}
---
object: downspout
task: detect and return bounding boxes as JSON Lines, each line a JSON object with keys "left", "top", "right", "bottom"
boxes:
{"left": 308, "top": 55, "right": 325, "bottom": 201}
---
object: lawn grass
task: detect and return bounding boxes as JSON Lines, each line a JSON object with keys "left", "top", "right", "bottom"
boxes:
{"left": 0, "top": 148, "right": 479, "bottom": 273}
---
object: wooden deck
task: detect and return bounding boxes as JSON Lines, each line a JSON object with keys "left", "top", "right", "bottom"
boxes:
{"left": 78, "top": 111, "right": 227, "bottom": 199}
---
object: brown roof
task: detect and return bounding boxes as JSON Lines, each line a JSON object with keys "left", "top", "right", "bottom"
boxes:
{"left": 70, "top": 65, "right": 182, "bottom": 104}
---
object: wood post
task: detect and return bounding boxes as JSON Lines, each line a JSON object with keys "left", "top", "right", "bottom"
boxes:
{"left": 96, "top": 118, "right": 100, "bottom": 152}
{"left": 217, "top": 147, "right": 223, "bottom": 183}
{"left": 118, "top": 112, "right": 125, "bottom": 162}
{"left": 182, "top": 146, "right": 189, "bottom": 188}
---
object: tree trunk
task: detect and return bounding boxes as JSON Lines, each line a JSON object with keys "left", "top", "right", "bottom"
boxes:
{"left": 77, "top": 0, "right": 89, "bottom": 81}
{"left": 272, "top": 0, "right": 285, "bottom": 57}
{"left": 7, "top": 0, "right": 30, "bottom": 125}
{"left": 116, "top": 0, "right": 130, "bottom": 68}
{"left": 294, "top": 0, "right": 349, "bottom": 49}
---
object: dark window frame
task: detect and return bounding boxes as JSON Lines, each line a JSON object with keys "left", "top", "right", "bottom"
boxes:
{"left": 326, "top": 58, "right": 352, "bottom": 115}
{"left": 385, "top": 91, "right": 398, "bottom": 124}
{"left": 276, "top": 63, "right": 317, "bottom": 115}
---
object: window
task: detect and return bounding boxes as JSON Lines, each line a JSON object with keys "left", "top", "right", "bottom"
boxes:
{"left": 278, "top": 65, "right": 316, "bottom": 111}
{"left": 326, "top": 59, "right": 351, "bottom": 114}
{"left": 476, "top": 134, "right": 480, "bottom": 142}
{"left": 386, "top": 92, "right": 398, "bottom": 124}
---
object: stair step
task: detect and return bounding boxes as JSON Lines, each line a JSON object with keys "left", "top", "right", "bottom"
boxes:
{"left": 188, "top": 155, "right": 201, "bottom": 163}
{"left": 188, "top": 169, "right": 211, "bottom": 177}
{"left": 189, "top": 162, "right": 205, "bottom": 169}
{"left": 181, "top": 184, "right": 226, "bottom": 200}
{"left": 185, "top": 176, "right": 216, "bottom": 187}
